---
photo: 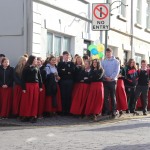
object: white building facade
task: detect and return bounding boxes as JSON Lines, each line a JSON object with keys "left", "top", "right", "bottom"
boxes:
{"left": 0, "top": 0, "right": 150, "bottom": 66}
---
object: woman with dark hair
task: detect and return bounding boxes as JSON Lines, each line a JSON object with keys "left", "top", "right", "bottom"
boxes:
{"left": 85, "top": 59, "right": 104, "bottom": 120}
{"left": 115, "top": 57, "right": 128, "bottom": 115}
{"left": 0, "top": 57, "right": 14, "bottom": 118}
{"left": 44, "top": 56, "right": 62, "bottom": 114}
{"left": 13, "top": 56, "right": 27, "bottom": 116}
{"left": 70, "top": 60, "right": 91, "bottom": 116}
{"left": 19, "top": 55, "right": 43, "bottom": 123}
{"left": 122, "top": 58, "right": 138, "bottom": 114}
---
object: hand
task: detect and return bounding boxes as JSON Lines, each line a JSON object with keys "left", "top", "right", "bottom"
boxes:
{"left": 2, "top": 85, "right": 8, "bottom": 88}
{"left": 105, "top": 77, "right": 112, "bottom": 81}
{"left": 56, "top": 76, "right": 61, "bottom": 80}
{"left": 62, "top": 68, "right": 65, "bottom": 71}
{"left": 23, "top": 90, "right": 26, "bottom": 93}
{"left": 118, "top": 74, "right": 122, "bottom": 78}
{"left": 40, "top": 88, "right": 43, "bottom": 92}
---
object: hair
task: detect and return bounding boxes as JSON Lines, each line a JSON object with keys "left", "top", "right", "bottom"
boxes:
{"left": 43, "top": 57, "right": 50, "bottom": 67}
{"left": 91, "top": 59, "right": 101, "bottom": 70}
{"left": 63, "top": 51, "right": 69, "bottom": 55}
{"left": 37, "top": 57, "right": 42, "bottom": 62}
{"left": 24, "top": 55, "right": 36, "bottom": 68}
{"left": 127, "top": 58, "right": 136, "bottom": 69}
{"left": 147, "top": 64, "right": 150, "bottom": 67}
{"left": 75, "top": 56, "right": 84, "bottom": 66}
{"left": 141, "top": 60, "right": 147, "bottom": 64}
{"left": 83, "top": 55, "right": 89, "bottom": 60}
{"left": 15, "top": 56, "right": 27, "bottom": 78}
{"left": 24, "top": 54, "right": 28, "bottom": 58}
{"left": 0, "top": 54, "right": 5, "bottom": 57}
{"left": 116, "top": 57, "right": 121, "bottom": 65}
{"left": 1, "top": 57, "right": 9, "bottom": 66}
{"left": 106, "top": 48, "right": 113, "bottom": 52}
{"left": 49, "top": 55, "right": 56, "bottom": 62}
{"left": 74, "top": 54, "right": 79, "bottom": 57}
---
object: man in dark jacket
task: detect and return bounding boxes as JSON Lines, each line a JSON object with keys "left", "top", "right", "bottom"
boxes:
{"left": 58, "top": 51, "right": 75, "bottom": 115}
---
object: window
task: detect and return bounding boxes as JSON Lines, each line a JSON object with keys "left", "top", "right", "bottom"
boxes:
{"left": 136, "top": 0, "right": 142, "bottom": 25}
{"left": 47, "top": 33, "right": 71, "bottom": 56}
{"left": 146, "top": 5, "right": 150, "bottom": 29}
{"left": 118, "top": 0, "right": 127, "bottom": 18}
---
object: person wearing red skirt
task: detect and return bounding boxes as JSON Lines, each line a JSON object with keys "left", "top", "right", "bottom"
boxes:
{"left": 19, "top": 55, "right": 43, "bottom": 123}
{"left": 37, "top": 57, "right": 47, "bottom": 118}
{"left": 13, "top": 56, "right": 27, "bottom": 116}
{"left": 70, "top": 60, "right": 91, "bottom": 116}
{"left": 85, "top": 59, "right": 104, "bottom": 120}
{"left": 0, "top": 57, "right": 14, "bottom": 118}
{"left": 44, "top": 56, "right": 62, "bottom": 114}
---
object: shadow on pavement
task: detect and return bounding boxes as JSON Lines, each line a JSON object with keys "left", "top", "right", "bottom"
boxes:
{"left": 103, "top": 143, "right": 150, "bottom": 150}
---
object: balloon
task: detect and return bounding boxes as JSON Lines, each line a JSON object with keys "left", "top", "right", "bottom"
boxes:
{"left": 98, "top": 52, "right": 104, "bottom": 58}
{"left": 91, "top": 48, "right": 98, "bottom": 55}
{"left": 97, "top": 44, "right": 105, "bottom": 52}
{"left": 88, "top": 45, "right": 97, "bottom": 51}
{"left": 92, "top": 55, "right": 99, "bottom": 60}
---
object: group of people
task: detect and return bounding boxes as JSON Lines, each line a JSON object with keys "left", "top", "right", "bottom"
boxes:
{"left": 0, "top": 48, "right": 149, "bottom": 123}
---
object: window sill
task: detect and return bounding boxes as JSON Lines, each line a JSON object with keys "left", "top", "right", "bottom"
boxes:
{"left": 117, "top": 15, "right": 127, "bottom": 22}
{"left": 145, "top": 28, "right": 150, "bottom": 33}
{"left": 134, "top": 23, "right": 143, "bottom": 29}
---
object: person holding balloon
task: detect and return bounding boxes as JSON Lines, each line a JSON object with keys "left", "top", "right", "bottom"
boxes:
{"left": 85, "top": 59, "right": 104, "bottom": 120}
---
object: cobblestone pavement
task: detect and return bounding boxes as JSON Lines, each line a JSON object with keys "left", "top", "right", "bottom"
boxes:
{"left": 0, "top": 117, "right": 150, "bottom": 150}
{"left": 0, "top": 112, "right": 150, "bottom": 150}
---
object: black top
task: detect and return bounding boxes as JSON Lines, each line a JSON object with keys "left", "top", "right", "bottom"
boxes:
{"left": 57, "top": 61, "right": 75, "bottom": 80}
{"left": 21, "top": 66, "right": 42, "bottom": 90}
{"left": 122, "top": 66, "right": 138, "bottom": 87}
{"left": 0, "top": 65, "right": 14, "bottom": 87}
{"left": 89, "top": 68, "right": 104, "bottom": 82}
{"left": 39, "top": 66, "right": 47, "bottom": 84}
{"left": 137, "top": 69, "right": 150, "bottom": 86}
{"left": 79, "top": 69, "right": 91, "bottom": 84}
{"left": 74, "top": 65, "right": 83, "bottom": 82}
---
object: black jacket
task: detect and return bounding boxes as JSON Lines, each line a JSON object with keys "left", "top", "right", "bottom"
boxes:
{"left": 74, "top": 65, "right": 83, "bottom": 82}
{"left": 39, "top": 66, "right": 47, "bottom": 84}
{"left": 0, "top": 65, "right": 14, "bottom": 87}
{"left": 79, "top": 69, "right": 91, "bottom": 84}
{"left": 57, "top": 61, "right": 75, "bottom": 80}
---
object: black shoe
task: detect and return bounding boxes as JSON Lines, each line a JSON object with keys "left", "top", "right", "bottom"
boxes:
{"left": 143, "top": 112, "right": 147, "bottom": 116}
{"left": 126, "top": 110, "right": 130, "bottom": 114}
{"left": 30, "top": 117, "right": 37, "bottom": 123}
{"left": 21, "top": 117, "right": 29, "bottom": 122}
{"left": 130, "top": 111, "right": 139, "bottom": 115}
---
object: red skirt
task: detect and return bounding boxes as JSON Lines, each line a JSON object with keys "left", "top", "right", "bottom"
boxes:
{"left": 44, "top": 84, "right": 62, "bottom": 112}
{"left": 12, "top": 85, "right": 22, "bottom": 115}
{"left": 70, "top": 83, "right": 89, "bottom": 115}
{"left": 116, "top": 79, "right": 128, "bottom": 111}
{"left": 0, "top": 87, "right": 13, "bottom": 117}
{"left": 38, "top": 84, "right": 45, "bottom": 116}
{"left": 85, "top": 82, "right": 104, "bottom": 115}
{"left": 19, "top": 83, "right": 39, "bottom": 117}
{"left": 136, "top": 97, "right": 142, "bottom": 109}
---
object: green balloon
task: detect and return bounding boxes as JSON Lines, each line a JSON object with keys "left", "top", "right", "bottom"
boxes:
{"left": 88, "top": 45, "right": 97, "bottom": 51}
{"left": 98, "top": 52, "right": 104, "bottom": 58}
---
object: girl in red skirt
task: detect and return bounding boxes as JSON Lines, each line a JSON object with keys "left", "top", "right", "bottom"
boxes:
{"left": 44, "top": 56, "right": 62, "bottom": 115}
{"left": 115, "top": 58, "right": 128, "bottom": 114}
{"left": 70, "top": 60, "right": 91, "bottom": 116}
{"left": 19, "top": 55, "right": 43, "bottom": 123}
{"left": 0, "top": 57, "right": 14, "bottom": 118}
{"left": 85, "top": 59, "right": 104, "bottom": 120}
{"left": 37, "top": 57, "right": 47, "bottom": 118}
{"left": 13, "top": 56, "right": 27, "bottom": 116}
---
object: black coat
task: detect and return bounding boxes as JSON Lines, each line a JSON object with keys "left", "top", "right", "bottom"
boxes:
{"left": 0, "top": 65, "right": 14, "bottom": 87}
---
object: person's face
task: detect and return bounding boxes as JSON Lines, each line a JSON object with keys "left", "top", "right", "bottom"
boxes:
{"left": 147, "top": 65, "right": 150, "bottom": 69}
{"left": 50, "top": 58, "right": 56, "bottom": 66}
{"left": 130, "top": 61, "right": 135, "bottom": 67}
{"left": 63, "top": 54, "right": 69, "bottom": 61}
{"left": 141, "top": 62, "right": 147, "bottom": 68}
{"left": 85, "top": 61, "right": 90, "bottom": 69}
{"left": 93, "top": 60, "right": 97, "bottom": 68}
{"left": 2, "top": 60, "right": 9, "bottom": 68}
{"left": 37, "top": 60, "right": 42, "bottom": 67}
{"left": 76, "top": 58, "right": 82, "bottom": 65}
{"left": 32, "top": 58, "right": 37, "bottom": 66}
{"left": 106, "top": 51, "right": 112, "bottom": 58}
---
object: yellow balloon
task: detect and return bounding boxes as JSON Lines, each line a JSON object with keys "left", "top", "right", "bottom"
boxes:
{"left": 97, "top": 44, "right": 105, "bottom": 52}
{"left": 92, "top": 55, "right": 99, "bottom": 60}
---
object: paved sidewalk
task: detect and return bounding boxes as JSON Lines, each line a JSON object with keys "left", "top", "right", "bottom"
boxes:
{"left": 0, "top": 111, "right": 149, "bottom": 127}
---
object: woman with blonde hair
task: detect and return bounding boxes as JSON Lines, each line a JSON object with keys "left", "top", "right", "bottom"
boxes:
{"left": 13, "top": 56, "right": 28, "bottom": 116}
